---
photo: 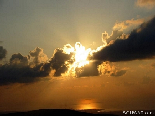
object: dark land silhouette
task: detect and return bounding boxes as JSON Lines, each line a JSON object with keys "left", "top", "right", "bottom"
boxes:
{"left": 1, "top": 109, "right": 155, "bottom": 116}
{"left": 0, "top": 109, "right": 119, "bottom": 116}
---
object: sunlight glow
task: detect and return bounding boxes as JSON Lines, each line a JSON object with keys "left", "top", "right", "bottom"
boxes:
{"left": 74, "top": 42, "right": 90, "bottom": 68}
{"left": 62, "top": 42, "right": 106, "bottom": 77}
{"left": 62, "top": 42, "right": 92, "bottom": 77}
{"left": 80, "top": 104, "right": 95, "bottom": 109}
{"left": 77, "top": 99, "right": 98, "bottom": 110}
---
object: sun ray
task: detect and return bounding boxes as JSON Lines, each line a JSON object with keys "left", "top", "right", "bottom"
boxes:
{"left": 61, "top": 42, "right": 106, "bottom": 77}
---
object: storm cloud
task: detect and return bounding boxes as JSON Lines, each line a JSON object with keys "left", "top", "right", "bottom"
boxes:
{"left": 0, "top": 47, "right": 52, "bottom": 85}
{"left": 49, "top": 48, "right": 73, "bottom": 76}
{"left": 0, "top": 46, "right": 74, "bottom": 85}
{"left": 0, "top": 63, "right": 49, "bottom": 85}
{"left": 93, "top": 16, "right": 155, "bottom": 62}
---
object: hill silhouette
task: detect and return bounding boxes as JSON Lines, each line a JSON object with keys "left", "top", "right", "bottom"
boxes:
{"left": 0, "top": 109, "right": 118, "bottom": 116}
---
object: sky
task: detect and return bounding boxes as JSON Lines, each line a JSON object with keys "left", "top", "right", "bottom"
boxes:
{"left": 1, "top": 0, "right": 155, "bottom": 112}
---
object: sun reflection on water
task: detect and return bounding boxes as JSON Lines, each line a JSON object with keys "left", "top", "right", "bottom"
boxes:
{"left": 76, "top": 99, "right": 99, "bottom": 110}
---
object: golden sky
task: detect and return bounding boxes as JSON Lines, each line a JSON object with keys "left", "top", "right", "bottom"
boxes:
{"left": 0, "top": 0, "right": 155, "bottom": 112}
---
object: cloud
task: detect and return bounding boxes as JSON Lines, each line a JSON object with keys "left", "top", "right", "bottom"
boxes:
{"left": 113, "top": 21, "right": 128, "bottom": 31}
{"left": 93, "top": 16, "right": 155, "bottom": 62}
{"left": 113, "top": 18, "right": 144, "bottom": 31}
{"left": 102, "top": 30, "right": 123, "bottom": 45}
{"left": 0, "top": 45, "right": 87, "bottom": 85}
{"left": 98, "top": 62, "right": 127, "bottom": 77}
{"left": 49, "top": 48, "right": 73, "bottom": 76}
{"left": 29, "top": 47, "right": 48, "bottom": 66}
{"left": 0, "top": 63, "right": 51, "bottom": 85}
{"left": 136, "top": 0, "right": 155, "bottom": 9}
{"left": 4, "top": 16, "right": 155, "bottom": 85}
{"left": 77, "top": 61, "right": 100, "bottom": 77}
{"left": 0, "top": 47, "right": 52, "bottom": 85}
{"left": 10, "top": 53, "right": 29, "bottom": 66}
{"left": 0, "top": 46, "right": 7, "bottom": 61}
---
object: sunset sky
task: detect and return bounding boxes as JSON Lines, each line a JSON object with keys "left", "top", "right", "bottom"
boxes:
{"left": 1, "top": 0, "right": 155, "bottom": 112}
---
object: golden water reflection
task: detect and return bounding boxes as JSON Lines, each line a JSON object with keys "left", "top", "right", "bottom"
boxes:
{"left": 76, "top": 99, "right": 100, "bottom": 110}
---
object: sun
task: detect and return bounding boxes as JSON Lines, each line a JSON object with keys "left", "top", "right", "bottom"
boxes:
{"left": 74, "top": 42, "right": 91, "bottom": 68}
{"left": 63, "top": 42, "right": 92, "bottom": 77}
{"left": 62, "top": 42, "right": 106, "bottom": 77}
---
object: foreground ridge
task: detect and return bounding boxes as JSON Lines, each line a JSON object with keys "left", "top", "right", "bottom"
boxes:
{"left": 0, "top": 109, "right": 118, "bottom": 116}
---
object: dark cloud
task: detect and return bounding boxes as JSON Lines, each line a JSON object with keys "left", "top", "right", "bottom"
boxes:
{"left": 77, "top": 61, "right": 101, "bottom": 77}
{"left": 0, "top": 63, "right": 51, "bottom": 85}
{"left": 93, "top": 16, "right": 155, "bottom": 62}
{"left": 49, "top": 48, "right": 73, "bottom": 76}
{"left": 0, "top": 46, "right": 7, "bottom": 60}
{"left": 0, "top": 48, "right": 52, "bottom": 85}
{"left": 10, "top": 53, "right": 29, "bottom": 66}
{"left": 0, "top": 46, "right": 76, "bottom": 85}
